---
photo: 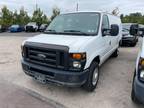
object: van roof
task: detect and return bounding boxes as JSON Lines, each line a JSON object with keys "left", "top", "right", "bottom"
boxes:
{"left": 62, "top": 11, "right": 109, "bottom": 14}
{"left": 61, "top": 11, "right": 119, "bottom": 17}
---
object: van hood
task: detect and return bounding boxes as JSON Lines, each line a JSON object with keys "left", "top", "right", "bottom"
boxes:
{"left": 25, "top": 34, "right": 92, "bottom": 52}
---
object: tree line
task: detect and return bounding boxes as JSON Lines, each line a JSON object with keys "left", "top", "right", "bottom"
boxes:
{"left": 0, "top": 5, "right": 144, "bottom": 27}
{"left": 0, "top": 6, "right": 60, "bottom": 27}
{"left": 121, "top": 12, "right": 144, "bottom": 24}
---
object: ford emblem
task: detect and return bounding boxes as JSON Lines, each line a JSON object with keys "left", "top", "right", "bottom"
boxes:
{"left": 37, "top": 54, "right": 46, "bottom": 60}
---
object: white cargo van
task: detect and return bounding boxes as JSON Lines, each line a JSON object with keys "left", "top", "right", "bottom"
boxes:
{"left": 21, "top": 11, "right": 122, "bottom": 91}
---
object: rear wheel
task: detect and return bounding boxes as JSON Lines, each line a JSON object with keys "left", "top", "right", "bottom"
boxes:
{"left": 130, "top": 42, "right": 136, "bottom": 47}
{"left": 82, "top": 61, "right": 99, "bottom": 92}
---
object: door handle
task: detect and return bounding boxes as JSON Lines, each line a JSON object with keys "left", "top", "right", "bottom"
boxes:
{"left": 109, "top": 41, "right": 111, "bottom": 45}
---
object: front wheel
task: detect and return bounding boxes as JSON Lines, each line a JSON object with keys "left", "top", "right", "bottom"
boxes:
{"left": 111, "top": 49, "right": 118, "bottom": 57}
{"left": 131, "top": 73, "right": 141, "bottom": 104}
{"left": 82, "top": 61, "right": 99, "bottom": 92}
{"left": 131, "top": 87, "right": 140, "bottom": 104}
{"left": 130, "top": 42, "right": 137, "bottom": 47}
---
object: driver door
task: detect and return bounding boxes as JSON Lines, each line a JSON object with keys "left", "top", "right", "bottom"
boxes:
{"left": 101, "top": 15, "right": 111, "bottom": 56}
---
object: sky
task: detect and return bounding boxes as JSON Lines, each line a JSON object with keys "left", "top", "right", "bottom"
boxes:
{"left": 0, "top": 0, "right": 144, "bottom": 16}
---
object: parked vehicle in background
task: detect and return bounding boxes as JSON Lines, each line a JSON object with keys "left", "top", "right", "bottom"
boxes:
{"left": 130, "top": 25, "right": 144, "bottom": 104}
{"left": 121, "top": 23, "right": 139, "bottom": 47}
{"left": 21, "top": 11, "right": 122, "bottom": 92}
{"left": 0, "top": 25, "right": 7, "bottom": 32}
{"left": 25, "top": 22, "right": 38, "bottom": 32}
{"left": 39, "top": 24, "right": 48, "bottom": 32}
{"left": 10, "top": 25, "right": 25, "bottom": 32}
{"left": 139, "top": 24, "right": 144, "bottom": 35}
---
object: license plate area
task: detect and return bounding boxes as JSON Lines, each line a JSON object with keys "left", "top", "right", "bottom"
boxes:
{"left": 34, "top": 73, "right": 46, "bottom": 84}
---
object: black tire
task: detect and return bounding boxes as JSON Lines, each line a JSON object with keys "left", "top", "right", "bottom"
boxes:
{"left": 131, "top": 87, "right": 140, "bottom": 104}
{"left": 111, "top": 49, "right": 118, "bottom": 57}
{"left": 131, "top": 72, "right": 141, "bottom": 104}
{"left": 130, "top": 42, "right": 136, "bottom": 47}
{"left": 82, "top": 61, "right": 99, "bottom": 92}
{"left": 119, "top": 40, "right": 122, "bottom": 46}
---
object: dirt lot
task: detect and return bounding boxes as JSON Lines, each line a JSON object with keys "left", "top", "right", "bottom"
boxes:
{"left": 0, "top": 32, "right": 143, "bottom": 108}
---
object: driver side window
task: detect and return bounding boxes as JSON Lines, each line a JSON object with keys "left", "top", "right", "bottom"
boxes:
{"left": 102, "top": 15, "right": 110, "bottom": 30}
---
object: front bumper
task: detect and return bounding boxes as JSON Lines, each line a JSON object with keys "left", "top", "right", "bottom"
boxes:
{"left": 134, "top": 77, "right": 144, "bottom": 104}
{"left": 122, "top": 37, "right": 138, "bottom": 44}
{"left": 26, "top": 26, "right": 35, "bottom": 32}
{"left": 10, "top": 28, "right": 18, "bottom": 32}
{"left": 21, "top": 60, "right": 89, "bottom": 87}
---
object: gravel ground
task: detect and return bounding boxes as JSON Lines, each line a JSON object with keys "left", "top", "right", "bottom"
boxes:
{"left": 0, "top": 80, "right": 58, "bottom": 108}
{"left": 0, "top": 32, "right": 143, "bottom": 108}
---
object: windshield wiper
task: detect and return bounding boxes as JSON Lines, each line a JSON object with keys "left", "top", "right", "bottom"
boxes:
{"left": 44, "top": 29, "right": 56, "bottom": 32}
{"left": 44, "top": 29, "right": 91, "bottom": 36}
{"left": 64, "top": 30, "right": 90, "bottom": 36}
{"left": 44, "top": 29, "right": 58, "bottom": 34}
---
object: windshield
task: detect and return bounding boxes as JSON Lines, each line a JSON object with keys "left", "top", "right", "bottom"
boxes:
{"left": 27, "top": 22, "right": 36, "bottom": 26}
{"left": 41, "top": 24, "right": 47, "bottom": 28}
{"left": 11, "top": 25, "right": 19, "bottom": 28}
{"left": 46, "top": 13, "right": 100, "bottom": 36}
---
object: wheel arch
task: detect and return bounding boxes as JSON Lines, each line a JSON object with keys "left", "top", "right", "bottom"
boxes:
{"left": 85, "top": 55, "right": 101, "bottom": 69}
{"left": 92, "top": 56, "right": 100, "bottom": 65}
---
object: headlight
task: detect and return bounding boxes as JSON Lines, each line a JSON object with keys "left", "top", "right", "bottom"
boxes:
{"left": 69, "top": 53, "right": 86, "bottom": 71}
{"left": 73, "top": 61, "right": 81, "bottom": 68}
{"left": 140, "top": 70, "right": 144, "bottom": 79}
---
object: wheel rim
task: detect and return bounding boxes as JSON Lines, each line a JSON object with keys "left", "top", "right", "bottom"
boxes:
{"left": 92, "top": 68, "right": 98, "bottom": 86}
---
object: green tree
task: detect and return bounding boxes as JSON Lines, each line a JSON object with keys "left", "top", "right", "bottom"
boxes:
{"left": 121, "top": 12, "right": 144, "bottom": 24}
{"left": 0, "top": 10, "right": 2, "bottom": 25}
{"left": 32, "top": 7, "right": 44, "bottom": 26}
{"left": 18, "top": 7, "right": 30, "bottom": 25}
{"left": 1, "top": 6, "right": 13, "bottom": 26}
{"left": 12, "top": 10, "right": 18, "bottom": 24}
{"left": 120, "top": 14, "right": 124, "bottom": 19}
{"left": 12, "top": 7, "right": 30, "bottom": 25}
{"left": 0, "top": 5, "right": 61, "bottom": 26}
{"left": 50, "top": 7, "right": 60, "bottom": 21}
{"left": 42, "top": 14, "right": 49, "bottom": 24}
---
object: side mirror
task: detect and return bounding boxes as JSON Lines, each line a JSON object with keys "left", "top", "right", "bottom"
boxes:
{"left": 130, "top": 24, "right": 139, "bottom": 35}
{"left": 102, "top": 28, "right": 110, "bottom": 36}
{"left": 110, "top": 24, "right": 119, "bottom": 36}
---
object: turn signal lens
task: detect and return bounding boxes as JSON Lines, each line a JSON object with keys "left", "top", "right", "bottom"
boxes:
{"left": 141, "top": 61, "right": 144, "bottom": 65}
{"left": 139, "top": 57, "right": 144, "bottom": 66}
{"left": 73, "top": 54, "right": 82, "bottom": 59}
{"left": 70, "top": 53, "right": 86, "bottom": 60}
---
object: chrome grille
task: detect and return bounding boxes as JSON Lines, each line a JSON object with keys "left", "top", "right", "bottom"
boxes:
{"left": 23, "top": 42, "right": 69, "bottom": 70}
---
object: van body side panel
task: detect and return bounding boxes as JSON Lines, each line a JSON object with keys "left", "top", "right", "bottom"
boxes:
{"left": 80, "top": 13, "right": 122, "bottom": 69}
